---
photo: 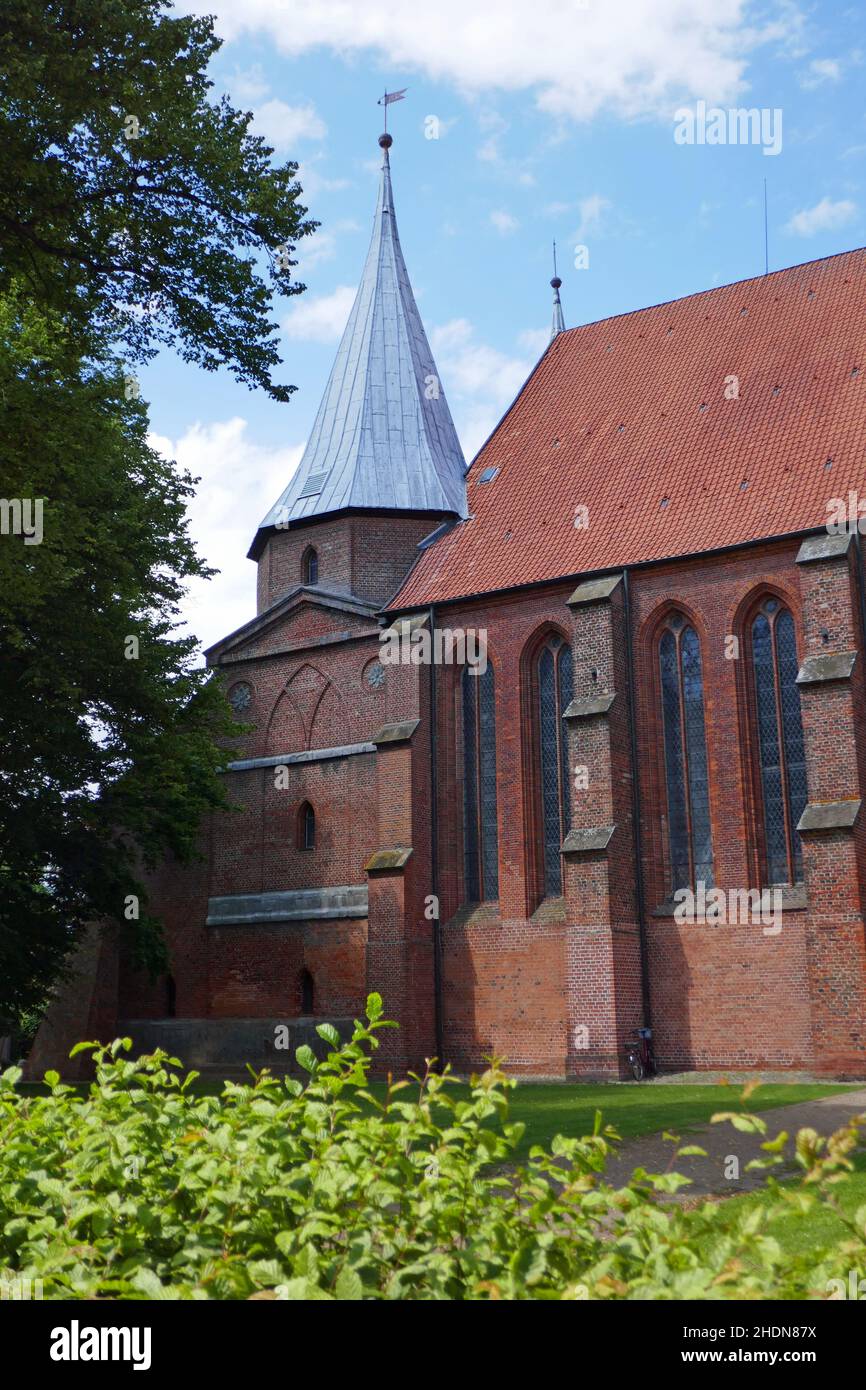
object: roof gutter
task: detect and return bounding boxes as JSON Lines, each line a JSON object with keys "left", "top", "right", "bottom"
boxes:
{"left": 383, "top": 520, "right": 831, "bottom": 620}
{"left": 428, "top": 602, "right": 445, "bottom": 1068}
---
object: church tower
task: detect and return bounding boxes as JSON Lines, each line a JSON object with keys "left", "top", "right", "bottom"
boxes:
{"left": 23, "top": 126, "right": 470, "bottom": 1083}
{"left": 33, "top": 128, "right": 472, "bottom": 1081}
{"left": 249, "top": 131, "right": 467, "bottom": 614}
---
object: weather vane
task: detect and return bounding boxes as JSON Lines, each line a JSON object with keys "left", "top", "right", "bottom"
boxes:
{"left": 377, "top": 87, "right": 408, "bottom": 133}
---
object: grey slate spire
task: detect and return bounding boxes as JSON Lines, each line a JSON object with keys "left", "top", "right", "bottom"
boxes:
{"left": 549, "top": 242, "right": 565, "bottom": 343}
{"left": 250, "top": 132, "right": 467, "bottom": 558}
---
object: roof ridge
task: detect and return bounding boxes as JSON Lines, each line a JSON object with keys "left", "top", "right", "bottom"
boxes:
{"left": 557, "top": 245, "right": 866, "bottom": 338}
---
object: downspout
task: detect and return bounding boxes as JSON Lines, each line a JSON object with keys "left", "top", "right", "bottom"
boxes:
{"left": 853, "top": 533, "right": 866, "bottom": 682}
{"left": 428, "top": 603, "right": 445, "bottom": 1066}
{"left": 622, "top": 568, "right": 653, "bottom": 1030}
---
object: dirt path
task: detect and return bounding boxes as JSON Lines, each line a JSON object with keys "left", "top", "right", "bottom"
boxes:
{"left": 602, "top": 1087, "right": 866, "bottom": 1197}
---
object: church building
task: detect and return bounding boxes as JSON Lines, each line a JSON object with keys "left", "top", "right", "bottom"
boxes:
{"left": 32, "top": 133, "right": 866, "bottom": 1079}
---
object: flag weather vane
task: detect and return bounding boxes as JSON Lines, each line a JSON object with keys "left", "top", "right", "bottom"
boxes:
{"left": 378, "top": 87, "right": 408, "bottom": 133}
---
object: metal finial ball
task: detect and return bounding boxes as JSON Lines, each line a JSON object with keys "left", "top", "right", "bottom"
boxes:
{"left": 378, "top": 132, "right": 393, "bottom": 149}
{"left": 551, "top": 276, "right": 562, "bottom": 290}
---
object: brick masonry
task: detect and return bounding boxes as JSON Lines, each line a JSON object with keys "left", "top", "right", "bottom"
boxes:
{"left": 30, "top": 517, "right": 866, "bottom": 1080}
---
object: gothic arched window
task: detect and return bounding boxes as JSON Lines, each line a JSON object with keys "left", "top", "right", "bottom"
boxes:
{"left": 536, "top": 634, "right": 573, "bottom": 898}
{"left": 298, "top": 801, "right": 315, "bottom": 850}
{"left": 658, "top": 615, "right": 713, "bottom": 892}
{"left": 463, "top": 663, "right": 498, "bottom": 901}
{"left": 303, "top": 547, "right": 318, "bottom": 585}
{"left": 749, "top": 599, "right": 808, "bottom": 885}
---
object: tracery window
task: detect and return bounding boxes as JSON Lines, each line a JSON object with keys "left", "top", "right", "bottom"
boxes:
{"left": 463, "top": 663, "right": 498, "bottom": 901}
{"left": 749, "top": 599, "right": 808, "bottom": 885}
{"left": 536, "top": 635, "right": 573, "bottom": 898}
{"left": 658, "top": 615, "right": 713, "bottom": 892}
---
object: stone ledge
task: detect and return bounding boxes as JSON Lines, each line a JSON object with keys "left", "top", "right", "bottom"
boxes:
{"left": 380, "top": 612, "right": 430, "bottom": 639}
{"left": 563, "top": 693, "right": 616, "bottom": 719}
{"left": 567, "top": 574, "right": 622, "bottom": 606}
{"left": 797, "top": 799, "right": 862, "bottom": 832}
{"left": 796, "top": 532, "right": 854, "bottom": 564}
{"left": 561, "top": 824, "right": 616, "bottom": 853}
{"left": 652, "top": 883, "right": 807, "bottom": 916}
{"left": 206, "top": 885, "right": 368, "bottom": 925}
{"left": 225, "top": 742, "right": 375, "bottom": 772}
{"left": 365, "top": 847, "right": 413, "bottom": 872}
{"left": 796, "top": 651, "right": 857, "bottom": 684}
{"left": 371, "top": 718, "right": 420, "bottom": 746}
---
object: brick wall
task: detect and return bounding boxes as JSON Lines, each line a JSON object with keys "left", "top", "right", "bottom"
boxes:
{"left": 85, "top": 524, "right": 866, "bottom": 1080}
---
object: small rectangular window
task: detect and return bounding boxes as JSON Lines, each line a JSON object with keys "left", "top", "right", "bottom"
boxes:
{"left": 478, "top": 466, "right": 499, "bottom": 484}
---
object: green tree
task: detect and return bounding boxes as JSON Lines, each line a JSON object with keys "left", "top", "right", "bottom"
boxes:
{"left": 0, "top": 0, "right": 315, "bottom": 398}
{"left": 0, "top": 2, "right": 316, "bottom": 1019}
{"left": 0, "top": 288, "right": 235, "bottom": 1020}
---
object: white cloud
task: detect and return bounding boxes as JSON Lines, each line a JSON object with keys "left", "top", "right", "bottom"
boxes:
{"left": 252, "top": 99, "right": 327, "bottom": 152}
{"left": 800, "top": 56, "right": 842, "bottom": 88}
{"left": 296, "top": 219, "right": 362, "bottom": 271}
{"left": 574, "top": 193, "right": 611, "bottom": 240}
{"left": 224, "top": 63, "right": 270, "bottom": 106}
{"left": 431, "top": 318, "right": 532, "bottom": 459}
{"left": 544, "top": 200, "right": 574, "bottom": 217}
{"left": 784, "top": 196, "right": 857, "bottom": 237}
{"left": 490, "top": 209, "right": 519, "bottom": 235}
{"left": 283, "top": 285, "right": 356, "bottom": 343}
{"left": 295, "top": 157, "right": 352, "bottom": 200}
{"left": 148, "top": 420, "right": 305, "bottom": 652}
{"left": 518, "top": 326, "right": 550, "bottom": 355}
{"left": 182, "top": 0, "right": 771, "bottom": 123}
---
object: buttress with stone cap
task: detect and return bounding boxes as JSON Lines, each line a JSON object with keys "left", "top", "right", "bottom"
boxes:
{"left": 249, "top": 133, "right": 468, "bottom": 560}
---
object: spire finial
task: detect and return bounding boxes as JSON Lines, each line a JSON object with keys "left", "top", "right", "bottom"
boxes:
{"left": 549, "top": 241, "right": 565, "bottom": 342}
{"left": 377, "top": 86, "right": 407, "bottom": 136}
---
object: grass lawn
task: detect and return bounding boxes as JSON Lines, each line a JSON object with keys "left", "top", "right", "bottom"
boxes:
{"left": 15, "top": 1075, "right": 851, "bottom": 1166}
{"left": 708, "top": 1150, "right": 866, "bottom": 1258}
{"left": 491, "top": 1081, "right": 853, "bottom": 1161}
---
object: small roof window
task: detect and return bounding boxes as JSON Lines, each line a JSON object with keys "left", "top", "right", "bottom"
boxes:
{"left": 478, "top": 466, "right": 499, "bottom": 484}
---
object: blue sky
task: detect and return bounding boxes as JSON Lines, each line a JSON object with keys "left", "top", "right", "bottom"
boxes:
{"left": 144, "top": 0, "right": 865, "bottom": 651}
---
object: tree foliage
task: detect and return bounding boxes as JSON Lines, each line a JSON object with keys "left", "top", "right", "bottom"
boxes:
{"left": 0, "top": 0, "right": 315, "bottom": 398}
{"left": 0, "top": 287, "right": 236, "bottom": 1018}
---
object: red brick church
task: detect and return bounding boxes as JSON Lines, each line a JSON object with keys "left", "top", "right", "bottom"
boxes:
{"left": 33, "top": 134, "right": 866, "bottom": 1079}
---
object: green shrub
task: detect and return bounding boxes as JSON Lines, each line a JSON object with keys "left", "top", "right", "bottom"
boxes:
{"left": 1, "top": 995, "right": 864, "bottom": 1300}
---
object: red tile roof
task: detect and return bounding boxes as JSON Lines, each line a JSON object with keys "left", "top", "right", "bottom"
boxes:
{"left": 390, "top": 248, "right": 866, "bottom": 610}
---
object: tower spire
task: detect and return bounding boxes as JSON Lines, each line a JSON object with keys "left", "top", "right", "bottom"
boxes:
{"left": 550, "top": 240, "right": 565, "bottom": 343}
{"left": 249, "top": 123, "right": 467, "bottom": 559}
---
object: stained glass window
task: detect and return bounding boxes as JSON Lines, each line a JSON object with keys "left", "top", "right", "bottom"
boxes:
{"left": 537, "top": 635, "right": 574, "bottom": 897}
{"left": 463, "top": 663, "right": 499, "bottom": 901}
{"left": 750, "top": 601, "right": 807, "bottom": 884}
{"left": 658, "top": 618, "right": 713, "bottom": 892}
